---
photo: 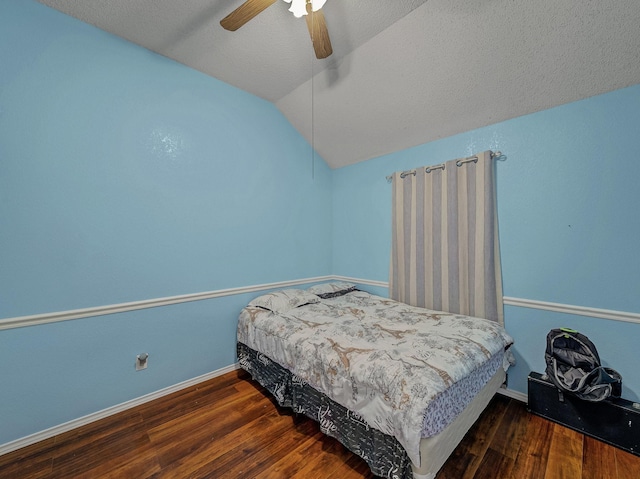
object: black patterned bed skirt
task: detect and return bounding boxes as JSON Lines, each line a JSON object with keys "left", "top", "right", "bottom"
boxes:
{"left": 237, "top": 342, "right": 413, "bottom": 479}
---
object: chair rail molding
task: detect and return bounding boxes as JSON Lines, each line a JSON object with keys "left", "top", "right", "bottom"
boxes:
{"left": 503, "top": 296, "right": 640, "bottom": 325}
{"left": 0, "top": 276, "right": 334, "bottom": 331}
{"left": 3, "top": 277, "right": 638, "bottom": 331}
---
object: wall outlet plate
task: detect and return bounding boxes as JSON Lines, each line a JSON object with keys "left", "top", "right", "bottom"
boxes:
{"left": 135, "top": 353, "right": 148, "bottom": 371}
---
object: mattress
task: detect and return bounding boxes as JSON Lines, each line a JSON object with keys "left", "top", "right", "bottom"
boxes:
{"left": 237, "top": 342, "right": 507, "bottom": 479}
{"left": 238, "top": 342, "right": 415, "bottom": 478}
{"left": 238, "top": 289, "right": 513, "bottom": 466}
{"left": 412, "top": 367, "right": 506, "bottom": 479}
{"left": 420, "top": 350, "right": 503, "bottom": 437}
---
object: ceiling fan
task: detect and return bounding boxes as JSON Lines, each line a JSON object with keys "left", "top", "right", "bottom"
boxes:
{"left": 220, "top": 0, "right": 333, "bottom": 59}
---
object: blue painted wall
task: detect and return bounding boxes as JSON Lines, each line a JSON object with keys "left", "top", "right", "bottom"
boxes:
{"left": 2, "top": 0, "right": 639, "bottom": 449}
{"left": 333, "top": 84, "right": 640, "bottom": 401}
{"left": 0, "top": 0, "right": 332, "bottom": 444}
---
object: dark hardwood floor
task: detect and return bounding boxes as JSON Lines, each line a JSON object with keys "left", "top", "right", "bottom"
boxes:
{"left": 2, "top": 369, "right": 638, "bottom": 478}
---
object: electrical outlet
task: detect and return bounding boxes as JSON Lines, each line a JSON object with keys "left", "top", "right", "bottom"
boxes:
{"left": 136, "top": 353, "right": 148, "bottom": 371}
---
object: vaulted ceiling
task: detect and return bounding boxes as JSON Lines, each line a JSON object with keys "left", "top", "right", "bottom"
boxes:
{"left": 38, "top": 0, "right": 640, "bottom": 168}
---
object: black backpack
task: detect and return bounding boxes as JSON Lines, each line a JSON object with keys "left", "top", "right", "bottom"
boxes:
{"left": 544, "top": 328, "right": 622, "bottom": 402}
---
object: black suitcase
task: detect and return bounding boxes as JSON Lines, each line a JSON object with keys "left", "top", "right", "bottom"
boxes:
{"left": 528, "top": 371, "right": 640, "bottom": 456}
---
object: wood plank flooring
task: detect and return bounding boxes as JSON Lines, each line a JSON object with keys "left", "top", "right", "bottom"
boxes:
{"left": 2, "top": 369, "right": 639, "bottom": 479}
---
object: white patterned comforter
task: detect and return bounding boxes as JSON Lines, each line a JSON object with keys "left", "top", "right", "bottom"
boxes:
{"left": 237, "top": 290, "right": 513, "bottom": 466}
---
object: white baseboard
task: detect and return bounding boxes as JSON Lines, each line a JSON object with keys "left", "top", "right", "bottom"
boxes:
{"left": 0, "top": 363, "right": 240, "bottom": 457}
{"left": 0, "top": 360, "right": 529, "bottom": 459}
{"left": 497, "top": 386, "right": 528, "bottom": 403}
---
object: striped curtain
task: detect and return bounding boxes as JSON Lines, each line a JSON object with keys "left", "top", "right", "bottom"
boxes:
{"left": 389, "top": 151, "right": 503, "bottom": 324}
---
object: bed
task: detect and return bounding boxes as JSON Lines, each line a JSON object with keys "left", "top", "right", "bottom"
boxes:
{"left": 237, "top": 282, "right": 514, "bottom": 479}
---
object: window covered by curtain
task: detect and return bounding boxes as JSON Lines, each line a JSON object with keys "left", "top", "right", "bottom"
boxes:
{"left": 389, "top": 150, "right": 503, "bottom": 324}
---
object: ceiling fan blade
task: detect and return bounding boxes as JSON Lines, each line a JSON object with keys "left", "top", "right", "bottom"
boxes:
{"left": 305, "top": 6, "right": 333, "bottom": 59}
{"left": 220, "top": 0, "right": 278, "bottom": 31}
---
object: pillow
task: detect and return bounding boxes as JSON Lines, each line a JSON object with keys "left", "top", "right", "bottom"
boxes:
{"left": 248, "top": 289, "right": 320, "bottom": 313}
{"left": 307, "top": 281, "right": 357, "bottom": 299}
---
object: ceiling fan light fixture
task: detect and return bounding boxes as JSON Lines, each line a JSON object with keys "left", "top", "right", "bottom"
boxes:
{"left": 283, "top": 0, "right": 327, "bottom": 18}
{"left": 221, "top": 0, "right": 332, "bottom": 59}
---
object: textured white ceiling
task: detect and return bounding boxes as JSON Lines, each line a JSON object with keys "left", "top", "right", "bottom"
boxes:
{"left": 38, "top": 0, "right": 640, "bottom": 168}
